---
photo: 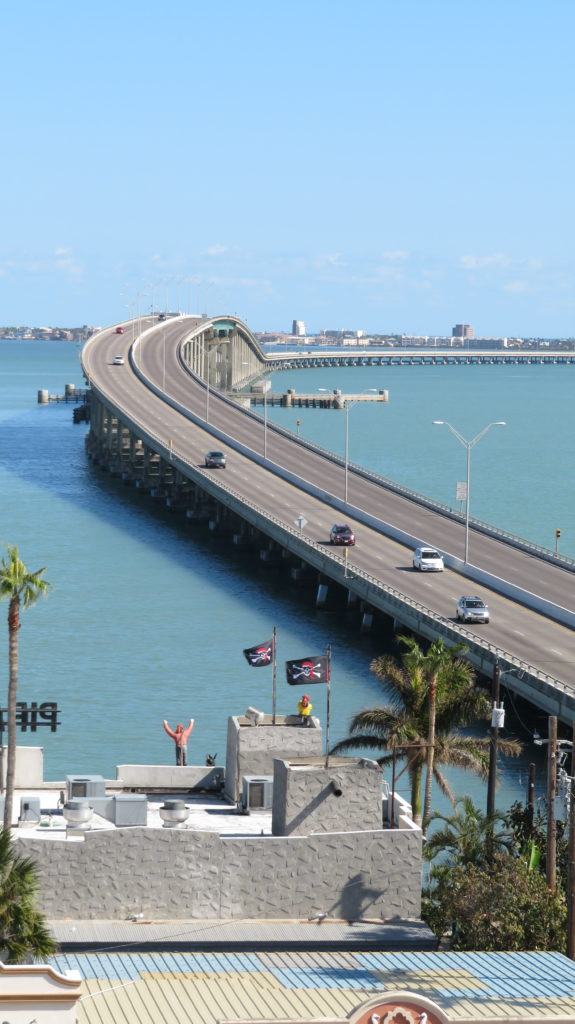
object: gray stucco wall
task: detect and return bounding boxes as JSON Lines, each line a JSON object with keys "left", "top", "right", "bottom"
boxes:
{"left": 225, "top": 716, "right": 323, "bottom": 801}
{"left": 17, "top": 824, "right": 422, "bottom": 921}
{"left": 272, "top": 758, "right": 383, "bottom": 836}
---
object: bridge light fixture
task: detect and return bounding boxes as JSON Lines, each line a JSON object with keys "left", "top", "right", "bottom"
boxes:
{"left": 343, "top": 389, "right": 379, "bottom": 504}
{"left": 433, "top": 420, "right": 506, "bottom": 564}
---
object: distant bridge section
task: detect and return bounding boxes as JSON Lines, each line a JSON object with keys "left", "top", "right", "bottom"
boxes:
{"left": 179, "top": 315, "right": 265, "bottom": 391}
{"left": 266, "top": 349, "right": 575, "bottom": 369}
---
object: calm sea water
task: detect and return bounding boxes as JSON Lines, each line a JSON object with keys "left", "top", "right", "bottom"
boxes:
{"left": 1, "top": 341, "right": 571, "bottom": 814}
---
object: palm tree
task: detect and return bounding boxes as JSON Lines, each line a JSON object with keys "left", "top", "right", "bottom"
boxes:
{"left": 401, "top": 637, "right": 471, "bottom": 827}
{"left": 330, "top": 636, "right": 522, "bottom": 824}
{"left": 0, "top": 827, "right": 58, "bottom": 961}
{"left": 424, "top": 796, "right": 514, "bottom": 867}
{"left": 0, "top": 547, "right": 51, "bottom": 830}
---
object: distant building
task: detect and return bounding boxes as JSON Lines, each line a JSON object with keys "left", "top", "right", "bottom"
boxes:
{"left": 452, "top": 323, "right": 474, "bottom": 339}
{"left": 292, "top": 320, "right": 306, "bottom": 337}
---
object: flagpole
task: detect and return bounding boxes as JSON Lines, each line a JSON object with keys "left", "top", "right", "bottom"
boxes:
{"left": 325, "top": 644, "right": 331, "bottom": 768}
{"left": 272, "top": 626, "right": 277, "bottom": 725}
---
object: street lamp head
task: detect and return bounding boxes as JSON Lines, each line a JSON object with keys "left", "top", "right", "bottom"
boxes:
{"left": 432, "top": 421, "right": 445, "bottom": 425}
{"left": 495, "top": 421, "right": 506, "bottom": 425}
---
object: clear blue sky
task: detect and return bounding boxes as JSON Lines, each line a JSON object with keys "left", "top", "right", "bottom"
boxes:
{"left": 2, "top": 0, "right": 574, "bottom": 337}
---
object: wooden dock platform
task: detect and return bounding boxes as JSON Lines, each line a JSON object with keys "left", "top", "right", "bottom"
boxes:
{"left": 246, "top": 388, "right": 389, "bottom": 408}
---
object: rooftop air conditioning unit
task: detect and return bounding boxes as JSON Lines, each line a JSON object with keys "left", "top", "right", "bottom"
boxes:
{"left": 66, "top": 775, "right": 106, "bottom": 801}
{"left": 241, "top": 775, "right": 273, "bottom": 812}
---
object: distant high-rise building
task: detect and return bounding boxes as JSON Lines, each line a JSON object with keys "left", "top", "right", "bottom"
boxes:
{"left": 292, "top": 320, "right": 306, "bottom": 337}
{"left": 452, "top": 324, "right": 474, "bottom": 339}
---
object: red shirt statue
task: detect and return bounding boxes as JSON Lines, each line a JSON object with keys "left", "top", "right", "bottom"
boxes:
{"left": 163, "top": 719, "right": 194, "bottom": 766}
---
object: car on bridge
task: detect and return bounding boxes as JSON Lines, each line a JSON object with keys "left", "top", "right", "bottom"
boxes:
{"left": 115, "top": 327, "right": 125, "bottom": 334}
{"left": 412, "top": 546, "right": 444, "bottom": 571}
{"left": 330, "top": 524, "right": 355, "bottom": 546}
{"left": 456, "top": 596, "right": 490, "bottom": 624}
{"left": 112, "top": 355, "right": 125, "bottom": 365}
{"left": 205, "top": 450, "right": 227, "bottom": 469}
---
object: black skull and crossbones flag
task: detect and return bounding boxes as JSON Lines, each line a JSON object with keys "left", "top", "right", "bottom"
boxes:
{"left": 243, "top": 639, "right": 274, "bottom": 667}
{"left": 285, "top": 655, "right": 329, "bottom": 685}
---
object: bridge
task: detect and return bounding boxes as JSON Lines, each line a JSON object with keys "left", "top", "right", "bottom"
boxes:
{"left": 81, "top": 314, "right": 575, "bottom": 724}
{"left": 267, "top": 349, "right": 575, "bottom": 369}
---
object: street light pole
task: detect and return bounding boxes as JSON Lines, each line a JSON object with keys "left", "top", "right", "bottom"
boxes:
{"left": 206, "top": 342, "right": 211, "bottom": 424}
{"left": 345, "top": 403, "right": 350, "bottom": 504}
{"left": 433, "top": 420, "right": 506, "bottom": 563}
{"left": 264, "top": 387, "right": 268, "bottom": 459}
{"left": 344, "top": 390, "right": 377, "bottom": 505}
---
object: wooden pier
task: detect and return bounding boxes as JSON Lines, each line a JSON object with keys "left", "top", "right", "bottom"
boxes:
{"left": 37, "top": 384, "right": 90, "bottom": 405}
{"left": 245, "top": 388, "right": 389, "bottom": 409}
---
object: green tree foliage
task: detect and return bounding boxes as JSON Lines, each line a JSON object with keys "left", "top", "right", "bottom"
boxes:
{"left": 422, "top": 853, "right": 567, "bottom": 952}
{"left": 330, "top": 637, "right": 522, "bottom": 823}
{"left": 504, "top": 800, "right": 569, "bottom": 883}
{"left": 424, "top": 796, "right": 514, "bottom": 867}
{"left": 0, "top": 828, "right": 58, "bottom": 962}
{"left": 0, "top": 546, "right": 51, "bottom": 830}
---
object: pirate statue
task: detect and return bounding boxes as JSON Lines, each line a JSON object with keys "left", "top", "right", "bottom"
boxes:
{"left": 297, "top": 694, "right": 313, "bottom": 725}
{"left": 163, "top": 719, "right": 194, "bottom": 765}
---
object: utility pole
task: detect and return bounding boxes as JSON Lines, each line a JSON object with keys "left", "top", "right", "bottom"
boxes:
{"left": 567, "top": 774, "right": 575, "bottom": 959}
{"left": 487, "top": 660, "right": 501, "bottom": 817}
{"left": 547, "top": 716, "right": 558, "bottom": 892}
{"left": 568, "top": 726, "right": 575, "bottom": 959}
{"left": 527, "top": 763, "right": 536, "bottom": 815}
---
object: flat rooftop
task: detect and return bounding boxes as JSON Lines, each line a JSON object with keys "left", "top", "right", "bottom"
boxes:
{"left": 9, "top": 788, "right": 275, "bottom": 840}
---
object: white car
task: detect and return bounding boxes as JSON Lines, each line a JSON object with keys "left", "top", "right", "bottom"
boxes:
{"left": 112, "top": 355, "right": 125, "bottom": 366}
{"left": 412, "top": 546, "right": 444, "bottom": 571}
{"left": 456, "top": 596, "right": 490, "bottom": 624}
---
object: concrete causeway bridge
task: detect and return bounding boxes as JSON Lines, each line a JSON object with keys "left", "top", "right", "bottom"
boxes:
{"left": 267, "top": 349, "right": 575, "bottom": 369}
{"left": 81, "top": 314, "right": 575, "bottom": 724}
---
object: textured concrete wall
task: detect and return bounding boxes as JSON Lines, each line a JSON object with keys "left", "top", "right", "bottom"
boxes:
{"left": 116, "top": 765, "right": 224, "bottom": 791}
{"left": 18, "top": 823, "right": 422, "bottom": 921}
{"left": 272, "top": 758, "right": 383, "bottom": 836}
{"left": 225, "top": 716, "right": 323, "bottom": 801}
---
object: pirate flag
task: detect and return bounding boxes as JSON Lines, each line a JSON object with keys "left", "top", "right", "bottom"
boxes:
{"left": 243, "top": 638, "right": 274, "bottom": 667}
{"left": 285, "top": 655, "right": 329, "bottom": 685}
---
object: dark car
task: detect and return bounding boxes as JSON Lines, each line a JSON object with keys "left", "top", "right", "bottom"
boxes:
{"left": 204, "top": 450, "right": 226, "bottom": 469}
{"left": 115, "top": 326, "right": 125, "bottom": 334}
{"left": 330, "top": 524, "right": 355, "bottom": 546}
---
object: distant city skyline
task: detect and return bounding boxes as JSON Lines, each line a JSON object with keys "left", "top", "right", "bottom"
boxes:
{"left": 1, "top": 1, "right": 574, "bottom": 337}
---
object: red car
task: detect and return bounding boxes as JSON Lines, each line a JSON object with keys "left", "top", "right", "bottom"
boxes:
{"left": 115, "top": 327, "right": 125, "bottom": 334}
{"left": 330, "top": 524, "right": 355, "bottom": 546}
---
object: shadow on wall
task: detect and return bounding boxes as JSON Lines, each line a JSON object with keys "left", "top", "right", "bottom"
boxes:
{"left": 331, "top": 872, "right": 383, "bottom": 923}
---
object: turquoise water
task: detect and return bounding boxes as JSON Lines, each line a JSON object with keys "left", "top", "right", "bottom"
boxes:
{"left": 1, "top": 341, "right": 568, "bottom": 813}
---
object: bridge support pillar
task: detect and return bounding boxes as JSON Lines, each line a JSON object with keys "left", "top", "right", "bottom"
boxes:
{"left": 291, "top": 561, "right": 308, "bottom": 582}
{"left": 259, "top": 542, "right": 281, "bottom": 565}
{"left": 347, "top": 589, "right": 358, "bottom": 607}
{"left": 360, "top": 607, "right": 374, "bottom": 634}
{"left": 316, "top": 581, "right": 329, "bottom": 608}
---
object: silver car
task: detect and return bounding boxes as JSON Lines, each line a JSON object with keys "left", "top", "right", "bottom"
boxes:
{"left": 413, "top": 546, "right": 444, "bottom": 571}
{"left": 204, "top": 450, "right": 226, "bottom": 468}
{"left": 456, "top": 596, "right": 490, "bottom": 624}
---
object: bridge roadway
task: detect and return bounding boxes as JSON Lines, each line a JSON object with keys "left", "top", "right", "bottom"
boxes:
{"left": 83, "top": 317, "right": 575, "bottom": 720}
